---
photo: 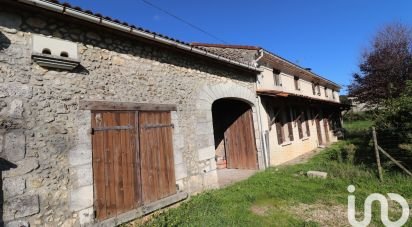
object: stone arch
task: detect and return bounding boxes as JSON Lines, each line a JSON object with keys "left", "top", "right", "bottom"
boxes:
{"left": 194, "top": 82, "right": 263, "bottom": 176}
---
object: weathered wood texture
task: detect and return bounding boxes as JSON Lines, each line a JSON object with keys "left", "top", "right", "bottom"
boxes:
{"left": 139, "top": 111, "right": 176, "bottom": 203}
{"left": 224, "top": 109, "right": 258, "bottom": 169}
{"left": 80, "top": 100, "right": 177, "bottom": 111}
{"left": 372, "top": 127, "right": 384, "bottom": 181}
{"left": 92, "top": 111, "right": 141, "bottom": 220}
{"left": 315, "top": 114, "right": 323, "bottom": 145}
{"left": 323, "top": 116, "right": 330, "bottom": 143}
{"left": 92, "top": 110, "right": 177, "bottom": 221}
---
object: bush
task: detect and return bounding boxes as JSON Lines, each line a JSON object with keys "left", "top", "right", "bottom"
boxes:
{"left": 328, "top": 142, "right": 357, "bottom": 164}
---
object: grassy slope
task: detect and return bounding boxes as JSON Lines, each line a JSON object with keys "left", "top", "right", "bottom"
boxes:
{"left": 343, "top": 120, "right": 374, "bottom": 132}
{"left": 129, "top": 121, "right": 411, "bottom": 227}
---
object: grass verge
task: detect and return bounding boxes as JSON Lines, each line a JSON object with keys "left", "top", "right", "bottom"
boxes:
{"left": 125, "top": 121, "right": 411, "bottom": 226}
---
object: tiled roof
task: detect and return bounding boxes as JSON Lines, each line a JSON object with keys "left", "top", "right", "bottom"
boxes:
{"left": 44, "top": 0, "right": 191, "bottom": 45}
{"left": 257, "top": 89, "right": 346, "bottom": 106}
{"left": 192, "top": 42, "right": 341, "bottom": 89}
{"left": 15, "top": 0, "right": 260, "bottom": 72}
{"left": 191, "top": 43, "right": 261, "bottom": 50}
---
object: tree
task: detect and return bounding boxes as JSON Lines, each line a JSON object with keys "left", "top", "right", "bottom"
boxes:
{"left": 375, "top": 80, "right": 412, "bottom": 154}
{"left": 375, "top": 80, "right": 412, "bottom": 129}
{"left": 348, "top": 23, "right": 412, "bottom": 106}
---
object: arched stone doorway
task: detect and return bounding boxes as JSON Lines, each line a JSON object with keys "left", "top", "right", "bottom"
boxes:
{"left": 212, "top": 98, "right": 258, "bottom": 170}
{"left": 192, "top": 82, "right": 263, "bottom": 191}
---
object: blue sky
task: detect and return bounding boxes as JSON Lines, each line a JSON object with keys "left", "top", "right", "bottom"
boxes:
{"left": 64, "top": 0, "right": 412, "bottom": 94}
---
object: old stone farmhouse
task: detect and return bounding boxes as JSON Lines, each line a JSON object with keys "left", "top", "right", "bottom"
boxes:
{"left": 0, "top": 0, "right": 343, "bottom": 226}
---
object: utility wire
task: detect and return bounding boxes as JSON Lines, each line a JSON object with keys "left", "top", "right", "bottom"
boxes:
{"left": 141, "top": 0, "right": 228, "bottom": 44}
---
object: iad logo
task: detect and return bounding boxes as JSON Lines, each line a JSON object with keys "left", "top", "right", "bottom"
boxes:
{"left": 347, "top": 185, "right": 410, "bottom": 227}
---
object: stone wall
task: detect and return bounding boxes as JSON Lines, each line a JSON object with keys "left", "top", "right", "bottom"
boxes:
{"left": 0, "top": 3, "right": 258, "bottom": 227}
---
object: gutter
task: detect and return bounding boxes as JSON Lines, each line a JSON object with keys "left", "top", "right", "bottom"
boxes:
{"left": 16, "top": 0, "right": 262, "bottom": 73}
{"left": 254, "top": 49, "right": 269, "bottom": 168}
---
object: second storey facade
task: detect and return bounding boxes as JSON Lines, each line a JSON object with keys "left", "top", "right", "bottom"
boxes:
{"left": 192, "top": 44, "right": 344, "bottom": 166}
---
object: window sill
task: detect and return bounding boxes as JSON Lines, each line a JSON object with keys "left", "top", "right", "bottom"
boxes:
{"left": 281, "top": 141, "right": 292, "bottom": 147}
{"left": 302, "top": 137, "right": 310, "bottom": 141}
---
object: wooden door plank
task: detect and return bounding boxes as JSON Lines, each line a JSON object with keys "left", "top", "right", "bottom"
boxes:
{"left": 134, "top": 111, "right": 142, "bottom": 207}
{"left": 113, "top": 113, "right": 124, "bottom": 214}
{"left": 225, "top": 109, "right": 258, "bottom": 170}
{"left": 244, "top": 110, "right": 257, "bottom": 169}
{"left": 140, "top": 112, "right": 155, "bottom": 203}
{"left": 104, "top": 112, "right": 117, "bottom": 218}
{"left": 140, "top": 111, "right": 176, "bottom": 204}
{"left": 92, "top": 112, "right": 107, "bottom": 220}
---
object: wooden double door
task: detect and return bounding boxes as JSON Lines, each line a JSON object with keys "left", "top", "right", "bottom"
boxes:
{"left": 91, "top": 111, "right": 176, "bottom": 220}
{"left": 224, "top": 109, "right": 258, "bottom": 169}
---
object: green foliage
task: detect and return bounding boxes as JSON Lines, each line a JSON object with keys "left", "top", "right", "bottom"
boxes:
{"left": 375, "top": 80, "right": 412, "bottom": 155}
{"left": 375, "top": 80, "right": 412, "bottom": 130}
{"left": 343, "top": 120, "right": 373, "bottom": 131}
{"left": 348, "top": 23, "right": 412, "bottom": 106}
{"left": 343, "top": 111, "right": 374, "bottom": 122}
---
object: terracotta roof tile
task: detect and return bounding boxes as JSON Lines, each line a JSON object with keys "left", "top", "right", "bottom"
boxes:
{"left": 42, "top": 0, "right": 191, "bottom": 46}
{"left": 191, "top": 42, "right": 261, "bottom": 50}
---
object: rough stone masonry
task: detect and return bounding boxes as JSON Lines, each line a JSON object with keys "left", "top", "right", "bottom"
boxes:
{"left": 0, "top": 2, "right": 261, "bottom": 227}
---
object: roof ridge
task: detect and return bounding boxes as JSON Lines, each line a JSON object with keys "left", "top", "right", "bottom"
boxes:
{"left": 191, "top": 42, "right": 261, "bottom": 50}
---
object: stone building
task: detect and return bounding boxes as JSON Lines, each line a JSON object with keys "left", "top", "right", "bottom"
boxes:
{"left": 192, "top": 43, "right": 345, "bottom": 166}
{"left": 0, "top": 0, "right": 265, "bottom": 226}
{"left": 0, "top": 0, "right": 346, "bottom": 226}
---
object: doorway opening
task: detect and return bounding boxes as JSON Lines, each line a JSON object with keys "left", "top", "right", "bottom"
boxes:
{"left": 212, "top": 98, "right": 258, "bottom": 170}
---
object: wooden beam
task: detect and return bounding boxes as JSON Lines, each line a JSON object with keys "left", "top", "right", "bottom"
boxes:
{"left": 96, "top": 192, "right": 188, "bottom": 227}
{"left": 378, "top": 146, "right": 412, "bottom": 177}
{"left": 79, "top": 100, "right": 177, "bottom": 111}
{"left": 372, "top": 127, "right": 384, "bottom": 181}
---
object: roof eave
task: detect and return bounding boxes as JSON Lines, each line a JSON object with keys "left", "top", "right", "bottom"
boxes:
{"left": 15, "top": 0, "right": 262, "bottom": 73}
{"left": 259, "top": 49, "right": 341, "bottom": 90}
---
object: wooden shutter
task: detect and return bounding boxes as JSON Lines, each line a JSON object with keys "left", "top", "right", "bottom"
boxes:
{"left": 92, "top": 111, "right": 141, "bottom": 220}
{"left": 286, "top": 108, "right": 294, "bottom": 141}
{"left": 294, "top": 77, "right": 299, "bottom": 90}
{"left": 312, "top": 83, "right": 316, "bottom": 95}
{"left": 276, "top": 121, "right": 284, "bottom": 145}
{"left": 296, "top": 108, "right": 303, "bottom": 139}
{"left": 305, "top": 109, "right": 311, "bottom": 137}
{"left": 323, "top": 116, "right": 330, "bottom": 143}
{"left": 139, "top": 112, "right": 176, "bottom": 204}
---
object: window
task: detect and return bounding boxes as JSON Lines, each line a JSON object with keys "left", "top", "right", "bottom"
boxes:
{"left": 324, "top": 87, "right": 328, "bottom": 97}
{"left": 332, "top": 90, "right": 336, "bottom": 100}
{"left": 276, "top": 108, "right": 294, "bottom": 144}
{"left": 273, "top": 69, "right": 281, "bottom": 86}
{"left": 317, "top": 84, "right": 321, "bottom": 96}
{"left": 312, "top": 82, "right": 316, "bottom": 95}
{"left": 294, "top": 76, "right": 300, "bottom": 90}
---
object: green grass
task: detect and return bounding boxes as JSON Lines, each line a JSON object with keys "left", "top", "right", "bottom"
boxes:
{"left": 343, "top": 120, "right": 374, "bottom": 131}
{"left": 127, "top": 121, "right": 411, "bottom": 226}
